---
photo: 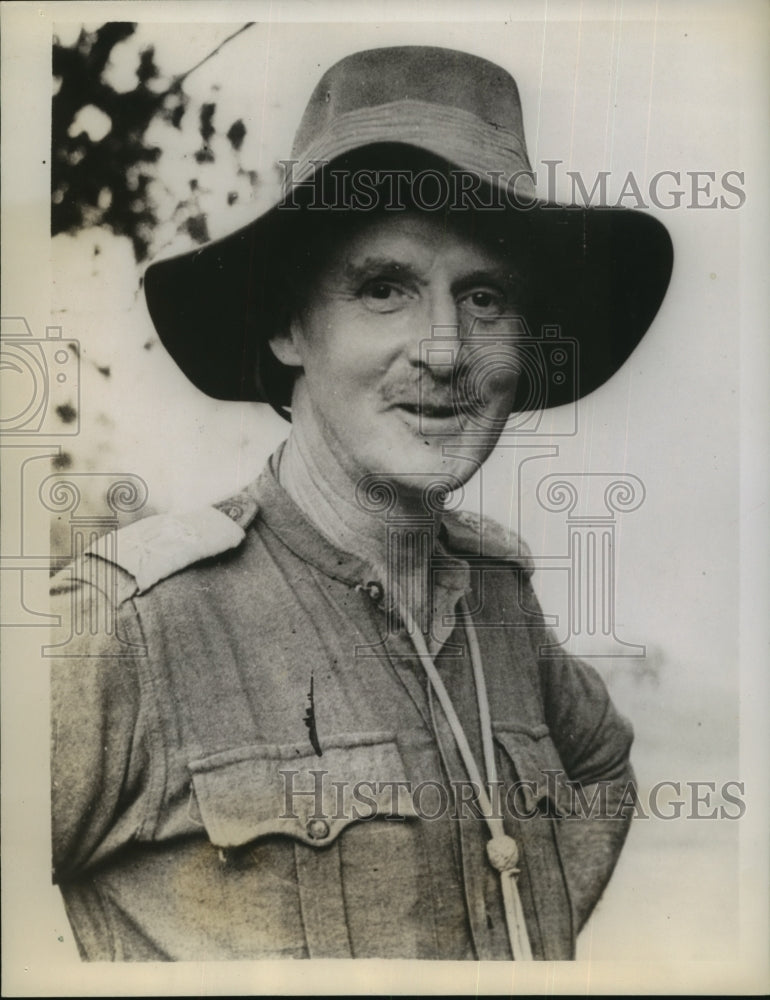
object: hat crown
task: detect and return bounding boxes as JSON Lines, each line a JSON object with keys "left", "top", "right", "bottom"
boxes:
{"left": 292, "top": 46, "right": 527, "bottom": 159}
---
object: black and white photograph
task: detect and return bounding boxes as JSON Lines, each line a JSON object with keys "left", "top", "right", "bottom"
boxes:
{"left": 1, "top": 1, "right": 768, "bottom": 995}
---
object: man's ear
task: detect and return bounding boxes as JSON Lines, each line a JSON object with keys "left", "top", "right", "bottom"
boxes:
{"left": 268, "top": 317, "right": 304, "bottom": 368}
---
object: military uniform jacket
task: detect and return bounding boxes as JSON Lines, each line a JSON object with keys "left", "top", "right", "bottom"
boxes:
{"left": 50, "top": 459, "right": 635, "bottom": 962}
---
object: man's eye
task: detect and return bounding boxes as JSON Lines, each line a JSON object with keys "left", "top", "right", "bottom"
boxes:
{"left": 460, "top": 288, "right": 507, "bottom": 317}
{"left": 360, "top": 281, "right": 410, "bottom": 312}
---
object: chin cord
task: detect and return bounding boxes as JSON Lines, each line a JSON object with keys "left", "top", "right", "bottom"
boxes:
{"left": 400, "top": 594, "right": 534, "bottom": 962}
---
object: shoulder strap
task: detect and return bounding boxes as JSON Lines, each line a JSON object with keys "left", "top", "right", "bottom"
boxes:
{"left": 84, "top": 488, "right": 260, "bottom": 596}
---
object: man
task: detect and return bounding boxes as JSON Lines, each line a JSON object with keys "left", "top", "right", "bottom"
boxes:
{"left": 49, "top": 46, "right": 672, "bottom": 961}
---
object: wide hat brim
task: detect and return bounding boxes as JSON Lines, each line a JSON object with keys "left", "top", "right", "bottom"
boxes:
{"left": 144, "top": 47, "right": 672, "bottom": 417}
{"left": 145, "top": 179, "right": 672, "bottom": 415}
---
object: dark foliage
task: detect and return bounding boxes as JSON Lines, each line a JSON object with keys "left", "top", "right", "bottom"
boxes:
{"left": 52, "top": 23, "right": 165, "bottom": 261}
{"left": 51, "top": 22, "right": 256, "bottom": 263}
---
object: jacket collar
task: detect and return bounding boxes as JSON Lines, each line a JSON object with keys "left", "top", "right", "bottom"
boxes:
{"left": 248, "top": 451, "right": 474, "bottom": 594}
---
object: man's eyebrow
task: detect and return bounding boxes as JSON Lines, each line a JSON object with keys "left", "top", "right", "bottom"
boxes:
{"left": 452, "top": 267, "right": 524, "bottom": 287}
{"left": 448, "top": 267, "right": 530, "bottom": 302}
{"left": 341, "top": 256, "right": 426, "bottom": 284}
{"left": 337, "top": 258, "right": 528, "bottom": 290}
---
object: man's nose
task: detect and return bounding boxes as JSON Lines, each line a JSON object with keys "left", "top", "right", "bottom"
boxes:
{"left": 427, "top": 286, "right": 466, "bottom": 334}
{"left": 407, "top": 288, "right": 466, "bottom": 373}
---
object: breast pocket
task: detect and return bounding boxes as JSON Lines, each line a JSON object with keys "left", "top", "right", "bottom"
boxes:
{"left": 493, "top": 724, "right": 574, "bottom": 819}
{"left": 186, "top": 733, "right": 426, "bottom": 958}
{"left": 493, "top": 724, "right": 575, "bottom": 960}
{"left": 188, "top": 731, "right": 419, "bottom": 848}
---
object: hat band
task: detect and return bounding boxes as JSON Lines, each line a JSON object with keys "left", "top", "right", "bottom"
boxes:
{"left": 285, "top": 99, "right": 536, "bottom": 203}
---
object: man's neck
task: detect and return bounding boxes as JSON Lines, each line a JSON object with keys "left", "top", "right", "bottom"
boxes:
{"left": 278, "top": 407, "right": 440, "bottom": 576}
{"left": 276, "top": 400, "right": 471, "bottom": 654}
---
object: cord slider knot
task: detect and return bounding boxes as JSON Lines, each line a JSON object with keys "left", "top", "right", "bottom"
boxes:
{"left": 486, "top": 834, "right": 520, "bottom": 873}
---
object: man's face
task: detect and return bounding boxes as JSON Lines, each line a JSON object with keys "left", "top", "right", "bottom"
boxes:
{"left": 270, "top": 210, "right": 528, "bottom": 493}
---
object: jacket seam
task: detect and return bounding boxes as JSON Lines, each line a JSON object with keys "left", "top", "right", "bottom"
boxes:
{"left": 125, "top": 597, "right": 170, "bottom": 842}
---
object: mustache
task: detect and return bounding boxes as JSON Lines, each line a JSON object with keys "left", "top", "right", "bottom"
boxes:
{"left": 380, "top": 374, "right": 478, "bottom": 409}
{"left": 379, "top": 355, "right": 522, "bottom": 406}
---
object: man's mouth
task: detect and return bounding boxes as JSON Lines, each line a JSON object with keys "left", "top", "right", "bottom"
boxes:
{"left": 395, "top": 400, "right": 476, "bottom": 419}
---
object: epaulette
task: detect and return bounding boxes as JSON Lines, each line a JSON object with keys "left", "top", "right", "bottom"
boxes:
{"left": 443, "top": 509, "right": 535, "bottom": 579}
{"left": 81, "top": 487, "right": 260, "bottom": 597}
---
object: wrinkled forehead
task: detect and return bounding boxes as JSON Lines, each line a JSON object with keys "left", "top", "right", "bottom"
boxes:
{"left": 319, "top": 209, "right": 520, "bottom": 273}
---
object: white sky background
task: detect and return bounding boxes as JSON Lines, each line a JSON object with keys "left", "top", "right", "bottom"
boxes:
{"left": 2, "top": 1, "right": 769, "bottom": 995}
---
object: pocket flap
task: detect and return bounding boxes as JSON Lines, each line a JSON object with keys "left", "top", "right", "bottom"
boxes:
{"left": 494, "top": 726, "right": 572, "bottom": 816}
{"left": 188, "top": 732, "right": 419, "bottom": 848}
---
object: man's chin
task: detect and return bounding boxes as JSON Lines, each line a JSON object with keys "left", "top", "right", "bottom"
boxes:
{"left": 357, "top": 451, "right": 484, "bottom": 501}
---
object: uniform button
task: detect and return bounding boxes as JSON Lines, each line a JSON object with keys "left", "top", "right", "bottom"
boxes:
{"left": 306, "top": 818, "right": 330, "bottom": 840}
